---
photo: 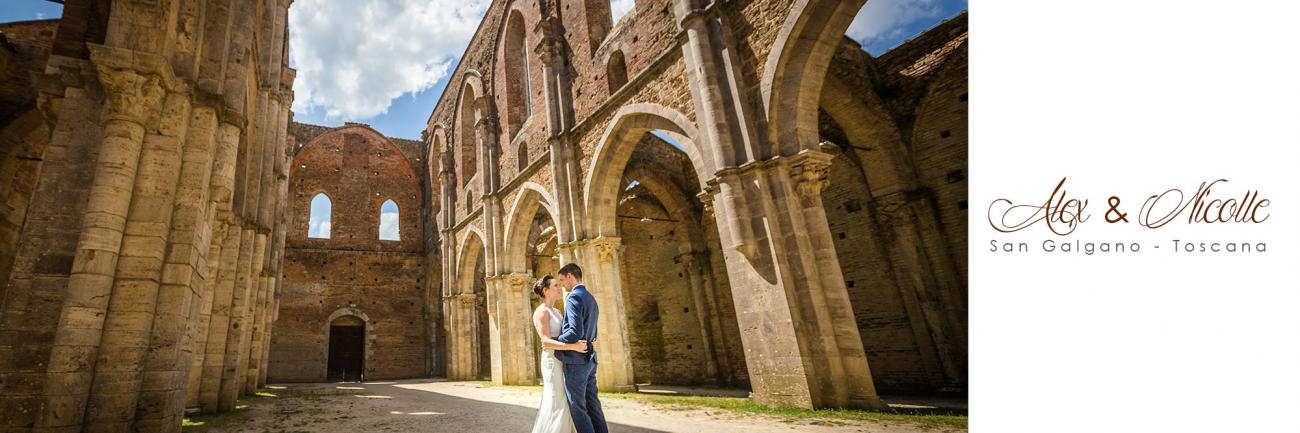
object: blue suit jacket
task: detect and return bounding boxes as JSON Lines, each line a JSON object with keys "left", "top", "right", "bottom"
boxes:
{"left": 555, "top": 284, "right": 598, "bottom": 365}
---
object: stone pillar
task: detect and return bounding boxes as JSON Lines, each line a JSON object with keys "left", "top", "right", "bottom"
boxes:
{"left": 38, "top": 49, "right": 168, "bottom": 432}
{"left": 216, "top": 226, "right": 255, "bottom": 410}
{"left": 83, "top": 85, "right": 191, "bottom": 432}
{"left": 679, "top": 251, "right": 724, "bottom": 385}
{"left": 534, "top": 24, "right": 584, "bottom": 250}
{"left": 444, "top": 293, "right": 480, "bottom": 380}
{"left": 561, "top": 237, "right": 636, "bottom": 392}
{"left": 702, "top": 152, "right": 886, "bottom": 410}
{"left": 197, "top": 117, "right": 244, "bottom": 413}
{"left": 185, "top": 217, "right": 224, "bottom": 410}
{"left": 486, "top": 272, "right": 535, "bottom": 385}
{"left": 873, "top": 191, "right": 967, "bottom": 386}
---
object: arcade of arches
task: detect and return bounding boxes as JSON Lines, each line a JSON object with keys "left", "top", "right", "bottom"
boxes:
{"left": 0, "top": 0, "right": 966, "bottom": 431}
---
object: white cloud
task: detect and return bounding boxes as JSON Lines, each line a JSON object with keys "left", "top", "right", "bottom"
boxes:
{"left": 36, "top": 12, "right": 46, "bottom": 19}
{"left": 610, "top": 0, "right": 634, "bottom": 23}
{"left": 379, "top": 210, "right": 400, "bottom": 240}
{"left": 846, "top": 0, "right": 944, "bottom": 48}
{"left": 289, "top": 0, "right": 489, "bottom": 120}
{"left": 309, "top": 217, "right": 331, "bottom": 239}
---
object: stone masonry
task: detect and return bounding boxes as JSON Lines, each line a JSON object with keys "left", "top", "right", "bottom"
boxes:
{"left": 0, "top": 0, "right": 968, "bottom": 429}
{"left": 0, "top": 0, "right": 295, "bottom": 431}
{"left": 427, "top": 0, "right": 967, "bottom": 410}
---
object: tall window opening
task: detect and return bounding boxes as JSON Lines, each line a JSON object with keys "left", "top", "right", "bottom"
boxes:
{"left": 379, "top": 199, "right": 399, "bottom": 241}
{"left": 308, "top": 193, "right": 332, "bottom": 239}
{"left": 607, "top": 50, "right": 628, "bottom": 94}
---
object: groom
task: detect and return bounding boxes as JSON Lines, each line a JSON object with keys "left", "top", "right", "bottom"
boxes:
{"left": 554, "top": 263, "right": 609, "bottom": 433}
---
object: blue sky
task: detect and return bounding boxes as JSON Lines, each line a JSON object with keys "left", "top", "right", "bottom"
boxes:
{"left": 0, "top": 1, "right": 62, "bottom": 22}
{"left": 2, "top": 0, "right": 966, "bottom": 141}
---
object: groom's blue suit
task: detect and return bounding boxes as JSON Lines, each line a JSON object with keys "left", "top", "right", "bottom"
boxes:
{"left": 555, "top": 284, "right": 608, "bottom": 433}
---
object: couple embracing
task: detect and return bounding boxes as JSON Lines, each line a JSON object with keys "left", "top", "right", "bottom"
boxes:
{"left": 528, "top": 263, "right": 610, "bottom": 433}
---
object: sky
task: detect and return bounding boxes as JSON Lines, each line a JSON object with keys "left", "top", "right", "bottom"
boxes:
{"left": 1, "top": 0, "right": 966, "bottom": 141}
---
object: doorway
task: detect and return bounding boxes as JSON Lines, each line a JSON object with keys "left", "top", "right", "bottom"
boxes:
{"left": 328, "top": 315, "right": 365, "bottom": 381}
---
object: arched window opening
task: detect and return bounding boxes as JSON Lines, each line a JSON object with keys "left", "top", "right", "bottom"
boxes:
{"left": 379, "top": 199, "right": 400, "bottom": 241}
{"left": 504, "top": 11, "right": 531, "bottom": 138}
{"left": 458, "top": 86, "right": 479, "bottom": 187}
{"left": 308, "top": 193, "right": 332, "bottom": 239}
{"left": 607, "top": 50, "right": 628, "bottom": 94}
{"left": 518, "top": 142, "right": 529, "bottom": 172}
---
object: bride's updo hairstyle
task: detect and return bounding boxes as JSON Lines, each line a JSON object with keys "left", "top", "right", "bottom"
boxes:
{"left": 531, "top": 275, "right": 555, "bottom": 299}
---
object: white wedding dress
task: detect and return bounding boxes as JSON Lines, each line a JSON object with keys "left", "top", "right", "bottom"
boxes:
{"left": 530, "top": 305, "right": 576, "bottom": 433}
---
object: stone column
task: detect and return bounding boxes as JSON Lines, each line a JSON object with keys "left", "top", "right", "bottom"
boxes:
{"left": 185, "top": 216, "right": 223, "bottom": 410}
{"left": 486, "top": 272, "right": 535, "bottom": 385}
{"left": 197, "top": 116, "right": 244, "bottom": 413}
{"left": 39, "top": 50, "right": 168, "bottom": 432}
{"left": 679, "top": 251, "right": 724, "bottom": 385}
{"left": 703, "top": 152, "right": 886, "bottom": 410}
{"left": 83, "top": 87, "right": 191, "bottom": 433}
{"left": 873, "top": 191, "right": 967, "bottom": 387}
{"left": 534, "top": 25, "right": 584, "bottom": 249}
{"left": 216, "top": 226, "right": 255, "bottom": 409}
{"left": 566, "top": 237, "right": 636, "bottom": 392}
{"left": 445, "top": 293, "right": 480, "bottom": 380}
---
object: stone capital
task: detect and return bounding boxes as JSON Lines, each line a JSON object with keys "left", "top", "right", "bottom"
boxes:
{"left": 589, "top": 236, "right": 623, "bottom": 262}
{"left": 789, "top": 149, "right": 834, "bottom": 197}
{"left": 93, "top": 64, "right": 166, "bottom": 125}
{"left": 502, "top": 273, "right": 532, "bottom": 292}
{"left": 455, "top": 293, "right": 478, "bottom": 306}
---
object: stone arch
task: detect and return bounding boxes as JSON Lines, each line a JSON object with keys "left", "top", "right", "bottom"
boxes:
{"left": 501, "top": 182, "right": 559, "bottom": 273}
{"left": 620, "top": 166, "right": 706, "bottom": 253}
{"left": 457, "top": 226, "right": 487, "bottom": 293}
{"left": 763, "top": 0, "right": 868, "bottom": 156}
{"left": 321, "top": 307, "right": 373, "bottom": 381}
{"left": 819, "top": 73, "right": 915, "bottom": 196}
{"left": 582, "top": 103, "right": 708, "bottom": 238}
{"left": 290, "top": 125, "right": 422, "bottom": 251}
{"left": 291, "top": 125, "right": 421, "bottom": 182}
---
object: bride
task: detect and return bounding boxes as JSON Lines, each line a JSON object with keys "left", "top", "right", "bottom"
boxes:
{"left": 529, "top": 275, "right": 587, "bottom": 433}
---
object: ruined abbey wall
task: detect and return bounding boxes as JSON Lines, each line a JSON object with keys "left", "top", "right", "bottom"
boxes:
{"left": 268, "top": 123, "right": 433, "bottom": 382}
{"left": 0, "top": 1, "right": 296, "bottom": 431}
{"left": 425, "top": 0, "right": 967, "bottom": 407}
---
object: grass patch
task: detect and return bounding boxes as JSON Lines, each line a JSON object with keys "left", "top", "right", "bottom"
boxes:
{"left": 480, "top": 382, "right": 965, "bottom": 430}
{"left": 603, "top": 393, "right": 966, "bottom": 430}
{"left": 182, "top": 389, "right": 290, "bottom": 431}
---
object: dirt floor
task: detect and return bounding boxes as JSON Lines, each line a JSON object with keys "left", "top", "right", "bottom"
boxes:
{"left": 183, "top": 379, "right": 965, "bottom": 433}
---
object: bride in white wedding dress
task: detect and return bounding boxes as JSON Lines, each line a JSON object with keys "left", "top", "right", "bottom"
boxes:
{"left": 529, "top": 275, "right": 588, "bottom": 433}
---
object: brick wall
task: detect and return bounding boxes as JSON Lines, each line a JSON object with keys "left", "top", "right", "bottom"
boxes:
{"left": 271, "top": 123, "right": 432, "bottom": 381}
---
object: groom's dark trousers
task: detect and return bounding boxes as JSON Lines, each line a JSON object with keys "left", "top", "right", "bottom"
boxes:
{"left": 556, "top": 284, "right": 607, "bottom": 433}
{"left": 562, "top": 362, "right": 606, "bottom": 433}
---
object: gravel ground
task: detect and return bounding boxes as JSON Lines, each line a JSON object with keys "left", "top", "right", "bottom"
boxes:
{"left": 185, "top": 378, "right": 962, "bottom": 433}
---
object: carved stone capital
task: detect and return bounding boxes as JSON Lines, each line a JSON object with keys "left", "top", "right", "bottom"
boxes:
{"left": 503, "top": 273, "right": 532, "bottom": 293}
{"left": 696, "top": 185, "right": 717, "bottom": 217}
{"left": 475, "top": 115, "right": 499, "bottom": 144}
{"left": 589, "top": 236, "right": 623, "bottom": 263}
{"left": 456, "top": 293, "right": 478, "bottom": 307}
{"left": 534, "top": 33, "right": 566, "bottom": 65}
{"left": 94, "top": 65, "right": 166, "bottom": 125}
{"left": 789, "top": 150, "right": 834, "bottom": 197}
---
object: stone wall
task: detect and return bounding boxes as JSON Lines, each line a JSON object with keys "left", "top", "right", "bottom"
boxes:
{"left": 0, "top": 0, "right": 297, "bottom": 430}
{"left": 425, "top": 0, "right": 967, "bottom": 406}
{"left": 270, "top": 122, "right": 431, "bottom": 382}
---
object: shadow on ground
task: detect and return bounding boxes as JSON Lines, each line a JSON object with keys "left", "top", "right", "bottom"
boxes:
{"left": 184, "top": 378, "right": 667, "bottom": 433}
